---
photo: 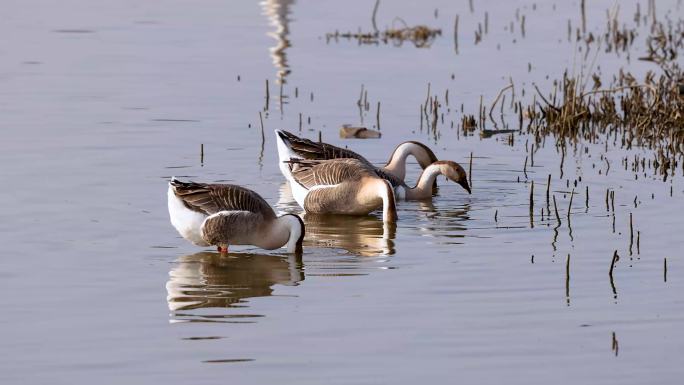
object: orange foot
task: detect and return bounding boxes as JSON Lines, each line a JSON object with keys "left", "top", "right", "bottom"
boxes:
{"left": 217, "top": 245, "right": 229, "bottom": 253}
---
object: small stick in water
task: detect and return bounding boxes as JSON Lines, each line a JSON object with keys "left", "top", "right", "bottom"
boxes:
{"left": 258, "top": 111, "right": 266, "bottom": 145}
{"left": 531, "top": 143, "right": 534, "bottom": 167}
{"left": 609, "top": 250, "right": 619, "bottom": 298}
{"left": 606, "top": 188, "right": 610, "bottom": 211}
{"left": 371, "top": 0, "right": 380, "bottom": 32}
{"left": 494, "top": 209, "right": 498, "bottom": 222}
{"left": 425, "top": 83, "right": 431, "bottom": 114}
{"left": 488, "top": 84, "right": 513, "bottom": 125}
{"left": 566, "top": 254, "right": 571, "bottom": 305}
{"left": 469, "top": 152, "right": 473, "bottom": 189}
{"left": 629, "top": 213, "right": 634, "bottom": 248}
{"left": 664, "top": 258, "right": 668, "bottom": 282}
{"left": 265, "top": 79, "right": 270, "bottom": 110}
{"left": 523, "top": 156, "right": 528, "bottom": 178}
{"left": 609, "top": 250, "right": 620, "bottom": 298}
{"left": 200, "top": 143, "right": 204, "bottom": 165}
{"left": 454, "top": 15, "right": 459, "bottom": 53}
{"left": 546, "top": 174, "right": 551, "bottom": 208}
{"left": 420, "top": 104, "right": 423, "bottom": 131}
{"left": 529, "top": 181, "right": 535, "bottom": 228}
{"left": 553, "top": 195, "right": 561, "bottom": 224}
{"left": 567, "top": 188, "right": 575, "bottom": 220}
{"left": 609, "top": 250, "right": 619, "bottom": 277}
{"left": 580, "top": 0, "right": 587, "bottom": 33}
{"left": 585, "top": 186, "right": 589, "bottom": 209}
{"left": 376, "top": 101, "right": 381, "bottom": 130}
{"left": 530, "top": 180, "right": 534, "bottom": 209}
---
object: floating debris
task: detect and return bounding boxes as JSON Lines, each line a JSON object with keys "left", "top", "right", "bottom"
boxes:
{"left": 339, "top": 125, "right": 381, "bottom": 139}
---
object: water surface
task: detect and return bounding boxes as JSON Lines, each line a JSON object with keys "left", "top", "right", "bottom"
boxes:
{"left": 1, "top": 0, "right": 683, "bottom": 384}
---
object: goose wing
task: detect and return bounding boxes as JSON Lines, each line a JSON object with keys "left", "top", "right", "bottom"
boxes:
{"left": 287, "top": 158, "right": 376, "bottom": 189}
{"left": 277, "top": 130, "right": 371, "bottom": 163}
{"left": 374, "top": 168, "right": 405, "bottom": 188}
{"left": 170, "top": 179, "right": 276, "bottom": 219}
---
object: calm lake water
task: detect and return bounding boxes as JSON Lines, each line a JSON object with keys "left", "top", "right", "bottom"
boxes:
{"left": 1, "top": 0, "right": 683, "bottom": 384}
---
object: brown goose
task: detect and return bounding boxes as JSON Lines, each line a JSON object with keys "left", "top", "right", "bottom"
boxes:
{"left": 275, "top": 129, "right": 438, "bottom": 188}
{"left": 167, "top": 178, "right": 304, "bottom": 253}
{"left": 394, "top": 160, "right": 471, "bottom": 200}
{"left": 286, "top": 158, "right": 398, "bottom": 222}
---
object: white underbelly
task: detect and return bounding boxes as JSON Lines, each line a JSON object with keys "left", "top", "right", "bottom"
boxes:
{"left": 289, "top": 181, "right": 309, "bottom": 209}
{"left": 275, "top": 132, "right": 300, "bottom": 181}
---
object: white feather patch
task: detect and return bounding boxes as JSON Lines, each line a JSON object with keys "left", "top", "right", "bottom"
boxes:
{"left": 274, "top": 130, "right": 300, "bottom": 182}
{"left": 167, "top": 184, "right": 210, "bottom": 246}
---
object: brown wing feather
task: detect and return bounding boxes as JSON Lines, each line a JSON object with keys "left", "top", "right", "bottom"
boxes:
{"left": 170, "top": 179, "right": 276, "bottom": 219}
{"left": 288, "top": 158, "right": 376, "bottom": 189}
{"left": 278, "top": 130, "right": 371, "bottom": 163}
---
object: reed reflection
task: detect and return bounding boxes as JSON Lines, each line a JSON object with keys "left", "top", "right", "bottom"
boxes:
{"left": 260, "top": 0, "right": 294, "bottom": 84}
{"left": 166, "top": 252, "right": 303, "bottom": 313}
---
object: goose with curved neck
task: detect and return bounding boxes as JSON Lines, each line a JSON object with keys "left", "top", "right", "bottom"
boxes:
{"left": 168, "top": 178, "right": 304, "bottom": 253}
{"left": 275, "top": 130, "right": 437, "bottom": 187}
{"left": 286, "top": 158, "right": 398, "bottom": 222}
{"left": 381, "top": 141, "right": 438, "bottom": 180}
{"left": 394, "top": 161, "right": 471, "bottom": 200}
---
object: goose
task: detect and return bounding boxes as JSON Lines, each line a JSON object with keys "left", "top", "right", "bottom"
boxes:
{"left": 275, "top": 129, "right": 438, "bottom": 186}
{"left": 168, "top": 178, "right": 304, "bottom": 253}
{"left": 285, "top": 158, "right": 398, "bottom": 222}
{"left": 393, "top": 160, "right": 471, "bottom": 200}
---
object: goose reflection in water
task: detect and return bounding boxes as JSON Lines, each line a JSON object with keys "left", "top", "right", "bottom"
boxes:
{"left": 276, "top": 182, "right": 396, "bottom": 256}
{"left": 414, "top": 200, "right": 471, "bottom": 243}
{"left": 166, "top": 252, "right": 303, "bottom": 313}
{"left": 304, "top": 214, "right": 396, "bottom": 257}
{"left": 260, "top": 0, "right": 294, "bottom": 84}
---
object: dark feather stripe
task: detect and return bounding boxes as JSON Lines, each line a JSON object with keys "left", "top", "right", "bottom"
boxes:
{"left": 374, "top": 169, "right": 404, "bottom": 188}
{"left": 279, "top": 130, "right": 369, "bottom": 162}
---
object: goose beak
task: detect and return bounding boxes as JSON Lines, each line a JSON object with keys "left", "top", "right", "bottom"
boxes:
{"left": 458, "top": 180, "right": 472, "bottom": 194}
